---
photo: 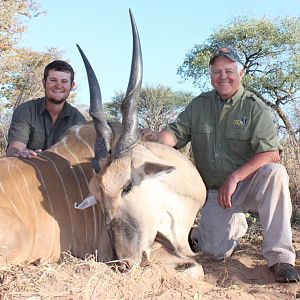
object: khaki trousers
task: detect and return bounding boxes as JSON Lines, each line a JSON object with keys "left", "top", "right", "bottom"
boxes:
{"left": 191, "top": 163, "right": 296, "bottom": 267}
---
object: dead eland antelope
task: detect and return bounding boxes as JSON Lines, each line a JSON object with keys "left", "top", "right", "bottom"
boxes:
{"left": 0, "top": 10, "right": 206, "bottom": 278}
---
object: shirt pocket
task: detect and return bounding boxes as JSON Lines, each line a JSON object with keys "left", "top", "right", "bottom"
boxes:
{"left": 192, "top": 124, "right": 214, "bottom": 153}
{"left": 27, "top": 128, "right": 45, "bottom": 150}
{"left": 225, "top": 128, "right": 251, "bottom": 155}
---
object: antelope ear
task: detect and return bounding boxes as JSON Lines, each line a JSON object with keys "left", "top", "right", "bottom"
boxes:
{"left": 74, "top": 195, "right": 97, "bottom": 210}
{"left": 143, "top": 162, "right": 175, "bottom": 177}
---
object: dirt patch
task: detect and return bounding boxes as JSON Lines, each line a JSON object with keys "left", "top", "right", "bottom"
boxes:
{"left": 0, "top": 230, "right": 299, "bottom": 300}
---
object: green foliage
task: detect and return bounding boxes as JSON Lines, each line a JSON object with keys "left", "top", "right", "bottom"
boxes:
{"left": 105, "top": 84, "right": 194, "bottom": 130}
{"left": 178, "top": 16, "right": 300, "bottom": 143}
{"left": 245, "top": 212, "right": 256, "bottom": 224}
{"left": 0, "top": 47, "right": 65, "bottom": 108}
{"left": 0, "top": 1, "right": 49, "bottom": 111}
{"left": 104, "top": 91, "right": 123, "bottom": 121}
{"left": 243, "top": 210, "right": 263, "bottom": 246}
{"left": 0, "top": 0, "right": 44, "bottom": 54}
{"left": 0, "top": 1, "right": 80, "bottom": 154}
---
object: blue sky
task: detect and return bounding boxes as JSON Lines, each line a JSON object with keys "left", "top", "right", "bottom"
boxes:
{"left": 21, "top": 0, "right": 299, "bottom": 105}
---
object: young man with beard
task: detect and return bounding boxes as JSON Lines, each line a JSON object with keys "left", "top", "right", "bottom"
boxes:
{"left": 6, "top": 60, "right": 86, "bottom": 158}
{"left": 142, "top": 47, "right": 299, "bottom": 283}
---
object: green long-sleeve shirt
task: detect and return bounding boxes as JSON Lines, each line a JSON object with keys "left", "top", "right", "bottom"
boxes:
{"left": 165, "top": 85, "right": 282, "bottom": 189}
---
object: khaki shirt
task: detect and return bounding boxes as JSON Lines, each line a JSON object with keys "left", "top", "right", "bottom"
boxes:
{"left": 166, "top": 85, "right": 282, "bottom": 189}
{"left": 8, "top": 97, "right": 86, "bottom": 150}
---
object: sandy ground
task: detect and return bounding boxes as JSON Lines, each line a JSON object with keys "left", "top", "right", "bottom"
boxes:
{"left": 0, "top": 229, "right": 299, "bottom": 300}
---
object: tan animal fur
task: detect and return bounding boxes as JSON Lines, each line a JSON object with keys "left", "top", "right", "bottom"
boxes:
{"left": 0, "top": 123, "right": 112, "bottom": 264}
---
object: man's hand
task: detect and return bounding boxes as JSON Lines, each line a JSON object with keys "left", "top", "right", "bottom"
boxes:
{"left": 140, "top": 128, "right": 158, "bottom": 141}
{"left": 16, "top": 148, "right": 42, "bottom": 159}
{"left": 217, "top": 150, "right": 281, "bottom": 209}
{"left": 6, "top": 141, "right": 42, "bottom": 159}
{"left": 140, "top": 129, "right": 177, "bottom": 147}
{"left": 16, "top": 149, "right": 42, "bottom": 158}
{"left": 217, "top": 174, "right": 239, "bottom": 209}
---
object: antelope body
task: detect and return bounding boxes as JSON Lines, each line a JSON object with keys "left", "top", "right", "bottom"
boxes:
{"left": 0, "top": 10, "right": 206, "bottom": 278}
{"left": 0, "top": 123, "right": 112, "bottom": 264}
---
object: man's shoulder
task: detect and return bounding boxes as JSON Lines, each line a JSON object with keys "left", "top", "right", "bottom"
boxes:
{"left": 243, "top": 89, "right": 268, "bottom": 110}
{"left": 64, "top": 102, "right": 84, "bottom": 114}
{"left": 22, "top": 97, "right": 43, "bottom": 105}
{"left": 191, "top": 90, "right": 215, "bottom": 104}
{"left": 13, "top": 98, "right": 44, "bottom": 115}
{"left": 63, "top": 102, "right": 86, "bottom": 123}
{"left": 197, "top": 90, "right": 215, "bottom": 99}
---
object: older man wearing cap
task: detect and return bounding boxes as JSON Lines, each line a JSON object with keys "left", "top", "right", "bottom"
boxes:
{"left": 141, "top": 46, "right": 299, "bottom": 283}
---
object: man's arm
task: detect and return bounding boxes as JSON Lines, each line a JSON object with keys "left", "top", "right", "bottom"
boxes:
{"left": 6, "top": 141, "right": 42, "bottom": 159}
{"left": 218, "top": 150, "right": 281, "bottom": 209}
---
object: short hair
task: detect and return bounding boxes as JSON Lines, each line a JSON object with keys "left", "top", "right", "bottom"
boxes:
{"left": 43, "top": 60, "right": 75, "bottom": 83}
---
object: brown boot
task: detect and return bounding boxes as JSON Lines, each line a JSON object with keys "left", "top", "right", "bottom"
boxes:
{"left": 270, "top": 263, "right": 300, "bottom": 283}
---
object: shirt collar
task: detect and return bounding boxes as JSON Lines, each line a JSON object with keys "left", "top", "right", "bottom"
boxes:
{"left": 231, "top": 84, "right": 245, "bottom": 105}
{"left": 38, "top": 97, "right": 47, "bottom": 115}
{"left": 214, "top": 84, "right": 245, "bottom": 106}
{"left": 38, "top": 97, "right": 72, "bottom": 117}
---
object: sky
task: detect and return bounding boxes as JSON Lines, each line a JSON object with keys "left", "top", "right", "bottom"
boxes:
{"left": 21, "top": 0, "right": 299, "bottom": 105}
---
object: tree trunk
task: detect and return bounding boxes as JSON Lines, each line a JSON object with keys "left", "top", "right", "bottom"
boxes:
{"left": 274, "top": 106, "right": 298, "bottom": 146}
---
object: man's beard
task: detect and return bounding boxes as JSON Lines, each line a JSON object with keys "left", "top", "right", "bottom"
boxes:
{"left": 46, "top": 96, "right": 68, "bottom": 105}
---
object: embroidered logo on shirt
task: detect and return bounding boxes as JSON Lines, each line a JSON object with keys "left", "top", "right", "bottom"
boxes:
{"left": 233, "top": 117, "right": 248, "bottom": 126}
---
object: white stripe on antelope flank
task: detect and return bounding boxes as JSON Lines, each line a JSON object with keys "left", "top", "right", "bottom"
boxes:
{"left": 39, "top": 152, "right": 75, "bottom": 245}
{"left": 25, "top": 157, "right": 57, "bottom": 260}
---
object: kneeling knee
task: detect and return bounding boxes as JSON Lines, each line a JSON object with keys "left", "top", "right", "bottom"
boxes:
{"left": 259, "top": 163, "right": 288, "bottom": 179}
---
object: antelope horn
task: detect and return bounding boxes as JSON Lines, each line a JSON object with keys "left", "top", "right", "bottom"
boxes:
{"left": 77, "top": 44, "right": 113, "bottom": 171}
{"left": 113, "top": 9, "right": 143, "bottom": 159}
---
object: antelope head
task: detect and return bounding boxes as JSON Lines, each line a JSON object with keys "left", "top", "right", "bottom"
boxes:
{"left": 78, "top": 9, "right": 175, "bottom": 271}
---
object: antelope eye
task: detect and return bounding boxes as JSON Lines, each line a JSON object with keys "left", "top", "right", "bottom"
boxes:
{"left": 122, "top": 181, "right": 132, "bottom": 196}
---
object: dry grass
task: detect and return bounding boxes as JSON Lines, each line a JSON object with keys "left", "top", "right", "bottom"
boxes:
{"left": 281, "top": 143, "right": 300, "bottom": 228}
{"left": 281, "top": 143, "right": 300, "bottom": 203}
{"left": 0, "top": 246, "right": 298, "bottom": 300}
{"left": 0, "top": 253, "right": 208, "bottom": 300}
